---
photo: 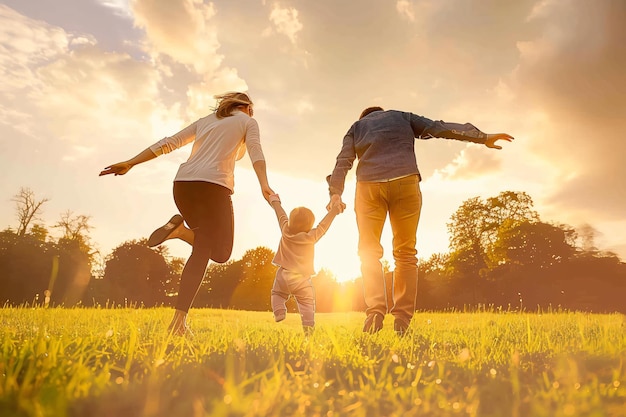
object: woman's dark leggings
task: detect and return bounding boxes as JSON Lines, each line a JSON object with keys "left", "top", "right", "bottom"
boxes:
{"left": 172, "top": 181, "right": 234, "bottom": 312}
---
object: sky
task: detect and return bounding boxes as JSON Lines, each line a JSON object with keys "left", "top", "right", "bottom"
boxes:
{"left": 1, "top": 0, "right": 625, "bottom": 282}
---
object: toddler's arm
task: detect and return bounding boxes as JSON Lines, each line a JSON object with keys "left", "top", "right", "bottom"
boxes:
{"left": 269, "top": 194, "right": 289, "bottom": 232}
{"left": 309, "top": 203, "right": 341, "bottom": 242}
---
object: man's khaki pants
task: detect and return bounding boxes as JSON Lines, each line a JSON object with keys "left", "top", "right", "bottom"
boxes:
{"left": 355, "top": 174, "right": 422, "bottom": 322}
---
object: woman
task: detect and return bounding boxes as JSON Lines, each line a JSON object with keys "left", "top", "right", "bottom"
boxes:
{"left": 100, "top": 92, "right": 274, "bottom": 335}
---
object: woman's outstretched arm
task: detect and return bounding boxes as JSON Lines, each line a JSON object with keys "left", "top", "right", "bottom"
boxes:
{"left": 99, "top": 148, "right": 157, "bottom": 176}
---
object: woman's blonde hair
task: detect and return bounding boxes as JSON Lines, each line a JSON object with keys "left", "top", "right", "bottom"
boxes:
{"left": 288, "top": 207, "right": 315, "bottom": 234}
{"left": 213, "top": 92, "right": 253, "bottom": 119}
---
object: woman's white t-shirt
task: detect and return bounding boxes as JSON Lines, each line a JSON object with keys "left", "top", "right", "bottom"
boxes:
{"left": 149, "top": 111, "right": 265, "bottom": 193}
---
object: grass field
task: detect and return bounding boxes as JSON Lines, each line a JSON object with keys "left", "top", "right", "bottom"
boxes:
{"left": 1, "top": 307, "right": 625, "bottom": 417}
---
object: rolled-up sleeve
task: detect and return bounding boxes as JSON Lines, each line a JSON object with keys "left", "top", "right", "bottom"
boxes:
{"left": 410, "top": 113, "right": 486, "bottom": 144}
{"left": 245, "top": 118, "right": 265, "bottom": 163}
{"left": 149, "top": 121, "right": 198, "bottom": 155}
{"left": 329, "top": 128, "right": 356, "bottom": 196}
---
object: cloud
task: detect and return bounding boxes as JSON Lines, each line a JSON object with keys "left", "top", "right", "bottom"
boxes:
{"left": 96, "top": 0, "right": 133, "bottom": 18}
{"left": 0, "top": 6, "right": 94, "bottom": 140}
{"left": 439, "top": 147, "right": 503, "bottom": 180}
{"left": 0, "top": 3, "right": 183, "bottom": 166}
{"left": 509, "top": 0, "right": 626, "bottom": 221}
{"left": 185, "top": 68, "right": 249, "bottom": 119}
{"left": 396, "top": 0, "right": 415, "bottom": 21}
{"left": 131, "top": 0, "right": 222, "bottom": 74}
{"left": 267, "top": 4, "right": 303, "bottom": 45}
{"left": 35, "top": 45, "right": 168, "bottom": 142}
{"left": 62, "top": 145, "right": 97, "bottom": 162}
{"left": 0, "top": 5, "right": 89, "bottom": 91}
{"left": 295, "top": 99, "right": 314, "bottom": 115}
{"left": 526, "top": 0, "right": 558, "bottom": 22}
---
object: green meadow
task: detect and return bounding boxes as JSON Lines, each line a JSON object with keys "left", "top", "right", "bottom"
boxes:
{"left": 1, "top": 308, "right": 625, "bottom": 417}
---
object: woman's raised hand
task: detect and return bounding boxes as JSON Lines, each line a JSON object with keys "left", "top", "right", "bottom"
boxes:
{"left": 99, "top": 161, "right": 133, "bottom": 176}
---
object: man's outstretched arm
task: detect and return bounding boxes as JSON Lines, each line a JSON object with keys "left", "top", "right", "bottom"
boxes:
{"left": 410, "top": 113, "right": 514, "bottom": 148}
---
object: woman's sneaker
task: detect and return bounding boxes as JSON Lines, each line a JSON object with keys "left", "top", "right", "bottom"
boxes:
{"left": 147, "top": 214, "right": 184, "bottom": 247}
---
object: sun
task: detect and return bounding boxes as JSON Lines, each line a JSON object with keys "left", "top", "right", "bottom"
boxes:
{"left": 316, "top": 245, "right": 362, "bottom": 282}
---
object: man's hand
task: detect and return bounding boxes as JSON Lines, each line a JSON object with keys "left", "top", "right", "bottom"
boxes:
{"left": 99, "top": 162, "right": 133, "bottom": 176}
{"left": 485, "top": 133, "right": 514, "bottom": 150}
{"left": 327, "top": 194, "right": 346, "bottom": 213}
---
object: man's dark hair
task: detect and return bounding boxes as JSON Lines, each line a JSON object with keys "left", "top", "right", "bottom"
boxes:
{"left": 359, "top": 106, "right": 384, "bottom": 119}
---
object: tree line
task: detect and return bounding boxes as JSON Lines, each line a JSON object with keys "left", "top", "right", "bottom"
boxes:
{"left": 1, "top": 187, "right": 624, "bottom": 313}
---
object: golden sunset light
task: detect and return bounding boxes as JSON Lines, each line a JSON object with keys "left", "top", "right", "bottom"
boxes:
{"left": 2, "top": 2, "right": 626, "bottom": 415}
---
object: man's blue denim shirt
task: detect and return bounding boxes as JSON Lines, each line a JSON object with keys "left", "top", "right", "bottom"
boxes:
{"left": 328, "top": 110, "right": 487, "bottom": 196}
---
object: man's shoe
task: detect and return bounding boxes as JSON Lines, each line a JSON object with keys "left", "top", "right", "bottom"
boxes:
{"left": 394, "top": 317, "right": 411, "bottom": 336}
{"left": 147, "top": 214, "right": 184, "bottom": 247}
{"left": 363, "top": 313, "right": 384, "bottom": 334}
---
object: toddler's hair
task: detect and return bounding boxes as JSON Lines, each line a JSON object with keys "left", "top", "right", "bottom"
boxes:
{"left": 288, "top": 207, "right": 315, "bottom": 234}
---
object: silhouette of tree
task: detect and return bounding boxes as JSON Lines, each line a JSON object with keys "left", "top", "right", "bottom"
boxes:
{"left": 47, "top": 211, "right": 97, "bottom": 306}
{"left": 166, "top": 257, "right": 184, "bottom": 297}
{"left": 29, "top": 224, "right": 49, "bottom": 242}
{"left": 446, "top": 192, "right": 541, "bottom": 303}
{"left": 194, "top": 259, "right": 244, "bottom": 308}
{"left": 12, "top": 187, "right": 49, "bottom": 237}
{"left": 2, "top": 187, "right": 624, "bottom": 313}
{"left": 490, "top": 220, "right": 576, "bottom": 269}
{"left": 102, "top": 240, "right": 174, "bottom": 307}
{"left": 0, "top": 228, "right": 54, "bottom": 305}
{"left": 230, "top": 246, "right": 277, "bottom": 311}
{"left": 447, "top": 197, "right": 489, "bottom": 302}
{"left": 313, "top": 268, "right": 339, "bottom": 313}
{"left": 53, "top": 210, "right": 93, "bottom": 249}
{"left": 417, "top": 254, "right": 454, "bottom": 310}
{"left": 483, "top": 191, "right": 539, "bottom": 247}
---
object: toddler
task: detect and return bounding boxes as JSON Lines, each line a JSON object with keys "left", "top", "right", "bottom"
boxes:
{"left": 268, "top": 193, "right": 341, "bottom": 333}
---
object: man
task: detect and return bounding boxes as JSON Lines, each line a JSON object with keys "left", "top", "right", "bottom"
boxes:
{"left": 327, "top": 106, "right": 513, "bottom": 335}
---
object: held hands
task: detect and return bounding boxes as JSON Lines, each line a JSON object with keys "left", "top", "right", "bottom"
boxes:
{"left": 99, "top": 162, "right": 133, "bottom": 176}
{"left": 261, "top": 185, "right": 276, "bottom": 203}
{"left": 327, "top": 194, "right": 346, "bottom": 214}
{"left": 268, "top": 193, "right": 281, "bottom": 205}
{"left": 485, "top": 133, "right": 514, "bottom": 150}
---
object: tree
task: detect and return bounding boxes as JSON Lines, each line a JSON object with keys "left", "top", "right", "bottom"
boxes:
{"left": 102, "top": 240, "right": 174, "bottom": 307}
{"left": 446, "top": 192, "right": 542, "bottom": 304}
{"left": 313, "top": 268, "right": 340, "bottom": 312}
{"left": 490, "top": 220, "right": 576, "bottom": 269}
{"left": 419, "top": 253, "right": 449, "bottom": 277}
{"left": 447, "top": 192, "right": 541, "bottom": 272}
{"left": 30, "top": 224, "right": 49, "bottom": 242}
{"left": 483, "top": 192, "right": 539, "bottom": 245}
{"left": 53, "top": 210, "right": 93, "bottom": 249}
{"left": 0, "top": 227, "right": 54, "bottom": 305}
{"left": 50, "top": 211, "right": 96, "bottom": 306}
{"left": 166, "top": 257, "right": 185, "bottom": 297}
{"left": 194, "top": 259, "right": 244, "bottom": 308}
{"left": 12, "top": 187, "right": 49, "bottom": 237}
{"left": 416, "top": 253, "right": 454, "bottom": 310}
{"left": 230, "top": 246, "right": 277, "bottom": 311}
{"left": 447, "top": 197, "right": 489, "bottom": 277}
